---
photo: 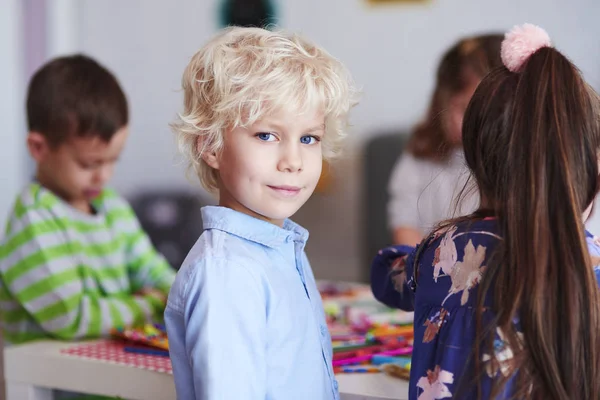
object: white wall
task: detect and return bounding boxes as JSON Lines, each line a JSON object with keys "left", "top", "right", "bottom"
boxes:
{"left": 52, "top": 0, "right": 600, "bottom": 280}
{"left": 0, "top": 1, "right": 26, "bottom": 389}
{"left": 286, "top": 0, "right": 600, "bottom": 135}
{"left": 78, "top": 1, "right": 218, "bottom": 196}
{"left": 0, "top": 0, "right": 26, "bottom": 231}
{"left": 77, "top": 0, "right": 600, "bottom": 191}
{"left": 0, "top": 0, "right": 84, "bottom": 233}
{"left": 46, "top": 0, "right": 81, "bottom": 57}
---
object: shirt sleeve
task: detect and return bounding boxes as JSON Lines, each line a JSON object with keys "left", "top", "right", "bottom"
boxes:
{"left": 370, "top": 244, "right": 416, "bottom": 311}
{"left": 121, "top": 203, "right": 176, "bottom": 295}
{"left": 387, "top": 153, "right": 426, "bottom": 232}
{"left": 165, "top": 257, "right": 267, "bottom": 400}
{"left": 0, "top": 207, "right": 161, "bottom": 339}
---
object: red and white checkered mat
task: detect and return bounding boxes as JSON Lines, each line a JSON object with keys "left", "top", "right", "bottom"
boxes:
{"left": 60, "top": 340, "right": 172, "bottom": 374}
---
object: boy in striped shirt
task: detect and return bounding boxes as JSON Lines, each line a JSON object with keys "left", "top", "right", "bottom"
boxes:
{"left": 0, "top": 55, "right": 176, "bottom": 345}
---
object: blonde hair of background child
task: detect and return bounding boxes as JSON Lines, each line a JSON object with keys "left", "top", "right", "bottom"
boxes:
{"left": 172, "top": 26, "right": 359, "bottom": 192}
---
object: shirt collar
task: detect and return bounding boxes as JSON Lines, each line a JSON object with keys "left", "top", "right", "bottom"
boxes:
{"left": 201, "top": 206, "right": 309, "bottom": 248}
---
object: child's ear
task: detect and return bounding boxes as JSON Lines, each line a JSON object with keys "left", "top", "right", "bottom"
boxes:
{"left": 27, "top": 132, "right": 51, "bottom": 162}
{"left": 202, "top": 151, "right": 220, "bottom": 170}
{"left": 198, "top": 137, "right": 220, "bottom": 169}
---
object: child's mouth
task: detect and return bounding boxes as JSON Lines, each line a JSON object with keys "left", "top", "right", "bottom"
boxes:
{"left": 268, "top": 185, "right": 302, "bottom": 197}
{"left": 84, "top": 189, "right": 102, "bottom": 199}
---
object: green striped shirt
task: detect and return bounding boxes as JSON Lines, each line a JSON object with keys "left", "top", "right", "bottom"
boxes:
{"left": 0, "top": 183, "right": 176, "bottom": 344}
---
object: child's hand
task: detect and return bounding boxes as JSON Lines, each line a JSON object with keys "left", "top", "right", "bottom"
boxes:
{"left": 136, "top": 288, "right": 167, "bottom": 305}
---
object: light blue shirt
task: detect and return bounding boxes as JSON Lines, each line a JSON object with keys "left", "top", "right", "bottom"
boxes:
{"left": 165, "top": 206, "right": 339, "bottom": 400}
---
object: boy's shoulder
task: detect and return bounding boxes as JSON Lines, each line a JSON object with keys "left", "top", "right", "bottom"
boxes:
{"left": 1, "top": 184, "right": 58, "bottom": 255}
{"left": 11, "top": 183, "right": 127, "bottom": 212}
{"left": 168, "top": 228, "right": 271, "bottom": 311}
{"left": 4, "top": 184, "right": 133, "bottom": 234}
{"left": 4, "top": 183, "right": 57, "bottom": 232}
{"left": 183, "top": 227, "right": 270, "bottom": 272}
{"left": 13, "top": 182, "right": 58, "bottom": 212}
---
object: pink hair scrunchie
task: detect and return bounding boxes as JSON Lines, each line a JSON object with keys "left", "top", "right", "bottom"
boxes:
{"left": 501, "top": 23, "right": 552, "bottom": 73}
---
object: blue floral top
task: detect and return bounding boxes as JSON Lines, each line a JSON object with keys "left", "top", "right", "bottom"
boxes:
{"left": 371, "top": 218, "right": 600, "bottom": 399}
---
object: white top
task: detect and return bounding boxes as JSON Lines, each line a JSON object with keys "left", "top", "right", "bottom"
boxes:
{"left": 387, "top": 149, "right": 479, "bottom": 235}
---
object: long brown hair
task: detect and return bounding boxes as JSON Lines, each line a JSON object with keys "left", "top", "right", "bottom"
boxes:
{"left": 407, "top": 34, "right": 503, "bottom": 162}
{"left": 462, "top": 46, "right": 600, "bottom": 398}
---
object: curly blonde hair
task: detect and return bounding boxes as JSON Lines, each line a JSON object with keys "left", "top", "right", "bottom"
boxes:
{"left": 172, "top": 26, "right": 359, "bottom": 192}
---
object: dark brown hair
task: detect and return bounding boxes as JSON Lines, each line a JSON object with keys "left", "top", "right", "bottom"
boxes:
{"left": 462, "top": 47, "right": 600, "bottom": 398}
{"left": 408, "top": 34, "right": 503, "bottom": 162}
{"left": 26, "top": 54, "right": 128, "bottom": 147}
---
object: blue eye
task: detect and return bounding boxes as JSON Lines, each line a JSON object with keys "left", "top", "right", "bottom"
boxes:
{"left": 300, "top": 135, "right": 320, "bottom": 145}
{"left": 256, "top": 132, "right": 276, "bottom": 141}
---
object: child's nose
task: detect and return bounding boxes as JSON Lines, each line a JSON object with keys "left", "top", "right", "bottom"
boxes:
{"left": 278, "top": 145, "right": 303, "bottom": 172}
{"left": 94, "top": 164, "right": 112, "bottom": 185}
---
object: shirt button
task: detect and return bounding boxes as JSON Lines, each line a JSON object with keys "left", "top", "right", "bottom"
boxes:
{"left": 320, "top": 325, "right": 327, "bottom": 336}
{"left": 334, "top": 380, "right": 339, "bottom": 390}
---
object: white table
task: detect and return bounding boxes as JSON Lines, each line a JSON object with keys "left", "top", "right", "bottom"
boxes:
{"left": 4, "top": 340, "right": 409, "bottom": 400}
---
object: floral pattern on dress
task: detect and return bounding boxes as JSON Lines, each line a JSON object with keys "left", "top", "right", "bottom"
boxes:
{"left": 423, "top": 308, "right": 449, "bottom": 343}
{"left": 416, "top": 366, "right": 454, "bottom": 399}
{"left": 371, "top": 217, "right": 600, "bottom": 400}
{"left": 390, "top": 254, "right": 409, "bottom": 293}
{"left": 432, "top": 226, "right": 458, "bottom": 282}
{"left": 442, "top": 240, "right": 487, "bottom": 306}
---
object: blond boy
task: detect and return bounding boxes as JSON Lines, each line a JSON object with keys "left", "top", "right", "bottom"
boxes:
{"left": 165, "top": 27, "right": 358, "bottom": 400}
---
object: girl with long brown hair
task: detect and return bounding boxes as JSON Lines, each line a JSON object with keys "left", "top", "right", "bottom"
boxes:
{"left": 372, "top": 24, "right": 600, "bottom": 399}
{"left": 388, "top": 33, "right": 503, "bottom": 246}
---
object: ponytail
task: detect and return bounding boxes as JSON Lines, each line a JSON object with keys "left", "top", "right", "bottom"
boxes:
{"left": 463, "top": 46, "right": 600, "bottom": 399}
